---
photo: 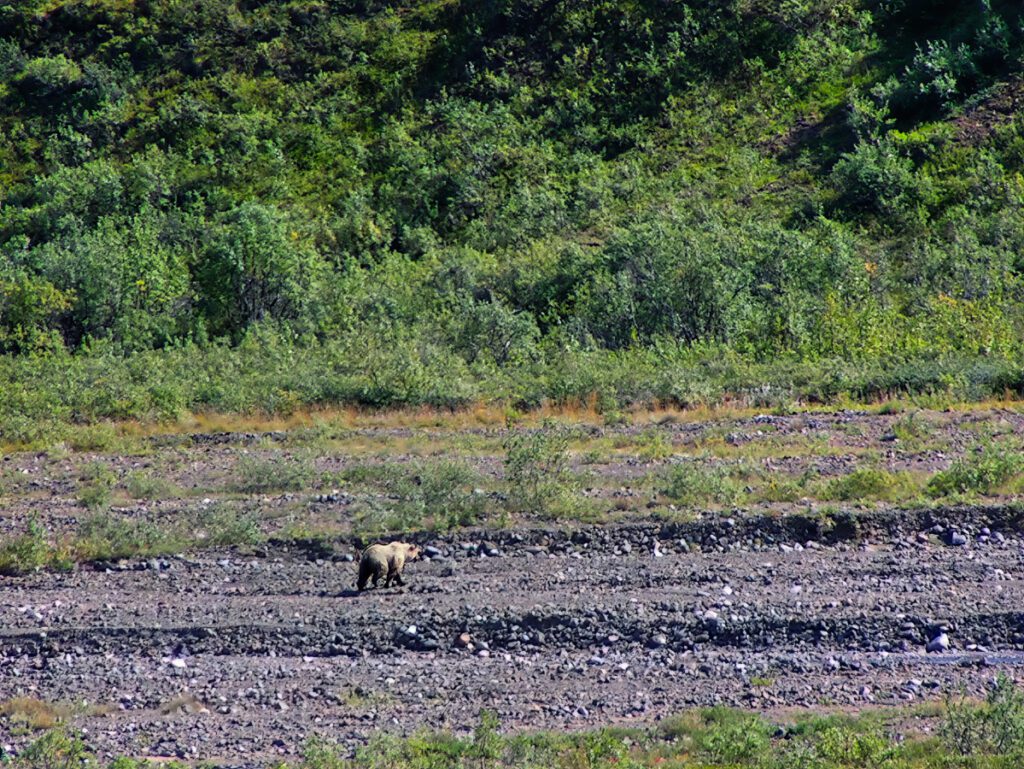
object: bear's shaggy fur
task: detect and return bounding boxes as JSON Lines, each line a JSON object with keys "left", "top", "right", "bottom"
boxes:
{"left": 356, "top": 541, "right": 421, "bottom": 590}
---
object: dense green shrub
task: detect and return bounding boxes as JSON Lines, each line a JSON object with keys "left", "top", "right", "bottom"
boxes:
{"left": 927, "top": 445, "right": 1024, "bottom": 497}
{"left": 0, "top": 519, "right": 70, "bottom": 575}
{"left": 503, "top": 422, "right": 580, "bottom": 516}
{"left": 0, "top": 0, "right": 1022, "bottom": 415}
{"left": 659, "top": 462, "right": 744, "bottom": 508}
{"left": 943, "top": 675, "right": 1024, "bottom": 758}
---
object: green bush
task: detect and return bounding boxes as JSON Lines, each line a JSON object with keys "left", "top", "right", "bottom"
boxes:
{"left": 821, "top": 468, "right": 918, "bottom": 503}
{"left": 943, "top": 675, "right": 1024, "bottom": 758}
{"left": 927, "top": 445, "right": 1024, "bottom": 497}
{"left": 77, "top": 460, "right": 117, "bottom": 510}
{"left": 0, "top": 519, "right": 70, "bottom": 575}
{"left": 77, "top": 483, "right": 112, "bottom": 511}
{"left": 698, "top": 714, "right": 773, "bottom": 764}
{"left": 503, "top": 422, "right": 580, "bottom": 517}
{"left": 195, "top": 203, "right": 325, "bottom": 340}
{"left": 5, "top": 729, "right": 94, "bottom": 769}
{"left": 659, "top": 462, "right": 743, "bottom": 508}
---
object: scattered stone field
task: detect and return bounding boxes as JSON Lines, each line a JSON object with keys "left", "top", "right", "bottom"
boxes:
{"left": 3, "top": 408, "right": 1024, "bottom": 765}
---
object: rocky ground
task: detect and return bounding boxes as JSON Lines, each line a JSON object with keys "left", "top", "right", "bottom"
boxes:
{"left": 4, "top": 508, "right": 1024, "bottom": 765}
{"left": 2, "top": 409, "right": 1024, "bottom": 766}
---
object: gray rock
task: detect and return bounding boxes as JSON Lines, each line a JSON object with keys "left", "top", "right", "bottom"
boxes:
{"left": 926, "top": 633, "right": 950, "bottom": 653}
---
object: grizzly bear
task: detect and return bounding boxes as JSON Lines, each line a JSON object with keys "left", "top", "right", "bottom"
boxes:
{"left": 356, "top": 541, "right": 422, "bottom": 590}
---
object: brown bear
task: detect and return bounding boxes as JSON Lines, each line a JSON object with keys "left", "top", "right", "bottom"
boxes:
{"left": 356, "top": 541, "right": 421, "bottom": 590}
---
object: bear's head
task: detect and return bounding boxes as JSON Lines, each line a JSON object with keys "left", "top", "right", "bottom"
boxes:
{"left": 405, "top": 543, "right": 422, "bottom": 561}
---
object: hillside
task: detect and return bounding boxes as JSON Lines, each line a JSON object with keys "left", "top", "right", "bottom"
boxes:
{"left": 1, "top": 0, "right": 1024, "bottom": 428}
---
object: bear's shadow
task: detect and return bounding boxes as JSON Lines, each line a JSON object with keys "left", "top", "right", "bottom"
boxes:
{"left": 339, "top": 587, "right": 411, "bottom": 598}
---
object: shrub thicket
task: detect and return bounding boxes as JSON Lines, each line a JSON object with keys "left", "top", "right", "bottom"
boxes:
{"left": 0, "top": 1, "right": 1022, "bottom": 414}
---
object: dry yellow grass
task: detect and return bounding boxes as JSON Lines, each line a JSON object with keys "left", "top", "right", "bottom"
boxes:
{"left": 0, "top": 697, "right": 71, "bottom": 730}
{"left": 58, "top": 392, "right": 1024, "bottom": 444}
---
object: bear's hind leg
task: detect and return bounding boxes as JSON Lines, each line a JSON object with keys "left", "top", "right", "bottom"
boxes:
{"left": 371, "top": 561, "right": 386, "bottom": 588}
{"left": 356, "top": 562, "right": 372, "bottom": 591}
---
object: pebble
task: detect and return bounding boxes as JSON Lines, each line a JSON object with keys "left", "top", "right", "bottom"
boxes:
{"left": 926, "top": 633, "right": 951, "bottom": 653}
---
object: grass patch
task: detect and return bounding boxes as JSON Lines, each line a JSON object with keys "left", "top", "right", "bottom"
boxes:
{"left": 73, "top": 512, "right": 187, "bottom": 562}
{"left": 0, "top": 503, "right": 266, "bottom": 574}
{"left": 234, "top": 452, "right": 314, "bottom": 493}
{"left": 658, "top": 461, "right": 745, "bottom": 508}
{"left": 0, "top": 698, "right": 71, "bottom": 732}
{"left": 754, "top": 474, "right": 810, "bottom": 503}
{"left": 15, "top": 678, "right": 1024, "bottom": 767}
{"left": 821, "top": 467, "right": 920, "bottom": 503}
{"left": 123, "top": 470, "right": 180, "bottom": 500}
{"left": 342, "top": 458, "right": 490, "bottom": 535}
{"left": 76, "top": 460, "right": 117, "bottom": 510}
{"left": 194, "top": 504, "right": 263, "bottom": 547}
{"left": 635, "top": 429, "right": 674, "bottom": 461}
{"left": 64, "top": 423, "right": 128, "bottom": 453}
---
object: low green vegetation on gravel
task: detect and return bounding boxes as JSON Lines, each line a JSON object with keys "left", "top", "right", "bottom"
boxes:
{"left": 8, "top": 678, "right": 1024, "bottom": 768}
{"left": 3, "top": 406, "right": 1024, "bottom": 573}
